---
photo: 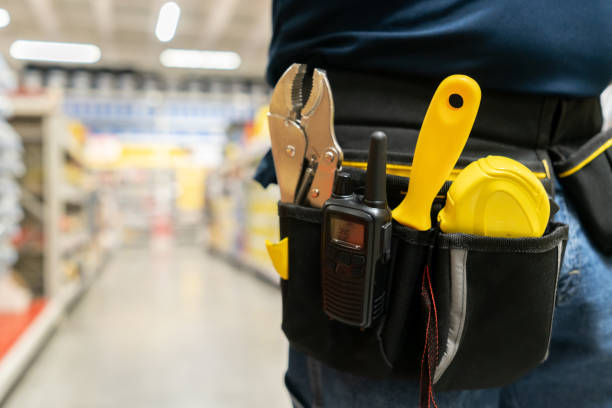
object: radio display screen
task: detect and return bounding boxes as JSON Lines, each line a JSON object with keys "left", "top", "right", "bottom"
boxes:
{"left": 330, "top": 217, "right": 365, "bottom": 249}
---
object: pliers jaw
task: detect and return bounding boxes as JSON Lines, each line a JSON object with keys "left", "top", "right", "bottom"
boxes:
{"left": 268, "top": 63, "right": 343, "bottom": 207}
{"left": 269, "top": 63, "right": 308, "bottom": 122}
{"left": 268, "top": 64, "right": 309, "bottom": 204}
{"left": 299, "top": 69, "right": 343, "bottom": 207}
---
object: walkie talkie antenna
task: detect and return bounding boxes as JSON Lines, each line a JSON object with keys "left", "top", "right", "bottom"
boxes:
{"left": 364, "top": 131, "right": 388, "bottom": 208}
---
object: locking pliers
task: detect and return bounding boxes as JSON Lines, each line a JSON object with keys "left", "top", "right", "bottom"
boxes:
{"left": 268, "top": 63, "right": 343, "bottom": 207}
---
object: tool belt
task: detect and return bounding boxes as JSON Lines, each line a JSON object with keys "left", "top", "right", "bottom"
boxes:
{"left": 273, "top": 70, "right": 610, "bottom": 391}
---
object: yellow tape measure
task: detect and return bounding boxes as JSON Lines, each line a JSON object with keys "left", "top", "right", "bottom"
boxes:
{"left": 438, "top": 156, "right": 550, "bottom": 238}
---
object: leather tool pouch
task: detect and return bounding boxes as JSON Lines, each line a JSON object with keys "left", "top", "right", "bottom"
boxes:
{"left": 550, "top": 128, "right": 612, "bottom": 254}
{"left": 277, "top": 186, "right": 568, "bottom": 390}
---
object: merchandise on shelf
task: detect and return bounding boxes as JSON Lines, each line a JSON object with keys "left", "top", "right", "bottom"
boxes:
{"left": 206, "top": 105, "right": 281, "bottom": 281}
{"left": 0, "top": 56, "right": 26, "bottom": 311}
{"left": 0, "top": 120, "right": 24, "bottom": 279}
{"left": 8, "top": 88, "right": 117, "bottom": 300}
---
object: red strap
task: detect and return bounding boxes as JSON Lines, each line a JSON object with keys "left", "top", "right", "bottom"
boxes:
{"left": 419, "top": 265, "right": 439, "bottom": 408}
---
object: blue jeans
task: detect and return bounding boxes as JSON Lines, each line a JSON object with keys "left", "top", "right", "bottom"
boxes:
{"left": 285, "top": 181, "right": 612, "bottom": 408}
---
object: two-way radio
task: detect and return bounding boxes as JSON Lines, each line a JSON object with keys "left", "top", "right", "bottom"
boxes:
{"left": 321, "top": 131, "right": 392, "bottom": 328}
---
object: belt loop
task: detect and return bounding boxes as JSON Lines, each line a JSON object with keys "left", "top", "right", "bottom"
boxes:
{"left": 536, "top": 96, "right": 562, "bottom": 149}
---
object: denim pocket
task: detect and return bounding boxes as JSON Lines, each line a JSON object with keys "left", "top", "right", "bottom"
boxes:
{"left": 551, "top": 186, "right": 586, "bottom": 305}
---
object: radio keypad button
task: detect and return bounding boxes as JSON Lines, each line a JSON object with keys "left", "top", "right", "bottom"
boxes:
{"left": 351, "top": 255, "right": 365, "bottom": 266}
{"left": 337, "top": 251, "right": 351, "bottom": 265}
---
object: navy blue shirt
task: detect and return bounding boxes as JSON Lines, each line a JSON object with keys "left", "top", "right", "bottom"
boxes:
{"left": 267, "top": 0, "right": 612, "bottom": 96}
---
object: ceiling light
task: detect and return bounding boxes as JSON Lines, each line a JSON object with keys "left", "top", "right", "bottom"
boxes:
{"left": 160, "top": 49, "right": 241, "bottom": 70}
{"left": 10, "top": 40, "right": 101, "bottom": 64}
{"left": 0, "top": 9, "right": 10, "bottom": 28}
{"left": 155, "top": 2, "right": 181, "bottom": 42}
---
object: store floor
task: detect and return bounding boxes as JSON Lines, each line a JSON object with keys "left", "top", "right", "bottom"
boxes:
{"left": 4, "top": 246, "right": 290, "bottom": 408}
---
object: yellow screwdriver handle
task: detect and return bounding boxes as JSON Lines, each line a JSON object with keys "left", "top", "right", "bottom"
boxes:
{"left": 392, "top": 75, "right": 481, "bottom": 230}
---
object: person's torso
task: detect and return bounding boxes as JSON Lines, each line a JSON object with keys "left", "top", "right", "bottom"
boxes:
{"left": 267, "top": 0, "right": 612, "bottom": 96}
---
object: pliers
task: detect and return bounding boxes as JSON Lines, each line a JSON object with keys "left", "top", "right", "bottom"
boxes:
{"left": 268, "top": 63, "right": 343, "bottom": 208}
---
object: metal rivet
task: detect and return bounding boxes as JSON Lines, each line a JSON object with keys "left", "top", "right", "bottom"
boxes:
{"left": 311, "top": 188, "right": 320, "bottom": 198}
{"left": 285, "top": 145, "right": 295, "bottom": 157}
{"left": 324, "top": 151, "right": 335, "bottom": 162}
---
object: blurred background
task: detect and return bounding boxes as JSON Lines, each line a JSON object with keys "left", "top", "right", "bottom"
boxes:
{"left": 0, "top": 1, "right": 288, "bottom": 407}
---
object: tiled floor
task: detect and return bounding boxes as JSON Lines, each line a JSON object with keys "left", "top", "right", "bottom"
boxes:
{"left": 4, "top": 247, "right": 290, "bottom": 408}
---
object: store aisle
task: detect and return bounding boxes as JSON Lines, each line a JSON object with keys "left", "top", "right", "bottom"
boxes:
{"left": 4, "top": 247, "right": 290, "bottom": 408}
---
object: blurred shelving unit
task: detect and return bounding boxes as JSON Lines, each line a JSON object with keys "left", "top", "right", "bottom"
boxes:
{"left": 113, "top": 168, "right": 177, "bottom": 246}
{"left": 206, "top": 144, "right": 280, "bottom": 284}
{"left": 0, "top": 90, "right": 115, "bottom": 402}
{"left": 205, "top": 107, "right": 281, "bottom": 285}
{"left": 0, "top": 67, "right": 272, "bottom": 402}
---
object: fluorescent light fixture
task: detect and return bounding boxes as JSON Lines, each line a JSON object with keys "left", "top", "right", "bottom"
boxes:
{"left": 0, "top": 9, "right": 10, "bottom": 28}
{"left": 160, "top": 49, "right": 241, "bottom": 70}
{"left": 10, "top": 40, "right": 101, "bottom": 64}
{"left": 155, "top": 2, "right": 181, "bottom": 42}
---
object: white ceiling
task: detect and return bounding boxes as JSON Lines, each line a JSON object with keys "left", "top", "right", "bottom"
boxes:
{"left": 0, "top": 0, "right": 272, "bottom": 79}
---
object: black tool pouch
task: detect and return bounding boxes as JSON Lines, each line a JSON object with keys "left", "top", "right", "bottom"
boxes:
{"left": 431, "top": 224, "right": 568, "bottom": 390}
{"left": 550, "top": 129, "right": 612, "bottom": 253}
{"left": 277, "top": 199, "right": 569, "bottom": 390}
{"left": 278, "top": 203, "right": 397, "bottom": 377}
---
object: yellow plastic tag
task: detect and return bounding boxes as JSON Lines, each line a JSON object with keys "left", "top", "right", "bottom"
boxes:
{"left": 265, "top": 238, "right": 289, "bottom": 280}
